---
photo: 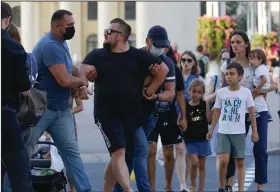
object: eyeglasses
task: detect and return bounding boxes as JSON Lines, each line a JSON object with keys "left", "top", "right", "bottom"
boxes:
{"left": 104, "top": 28, "right": 122, "bottom": 35}
{"left": 181, "top": 58, "right": 193, "bottom": 63}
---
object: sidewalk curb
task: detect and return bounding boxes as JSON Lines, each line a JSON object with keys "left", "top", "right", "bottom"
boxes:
{"left": 267, "top": 148, "right": 280, "bottom": 156}
{"left": 80, "top": 149, "right": 280, "bottom": 164}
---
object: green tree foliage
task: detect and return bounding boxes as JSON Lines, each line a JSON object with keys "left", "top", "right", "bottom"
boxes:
{"left": 226, "top": 2, "right": 247, "bottom": 31}
{"left": 197, "top": 15, "right": 237, "bottom": 56}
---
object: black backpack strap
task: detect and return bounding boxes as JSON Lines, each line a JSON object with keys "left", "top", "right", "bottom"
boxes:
{"left": 226, "top": 58, "right": 231, "bottom": 65}
{"left": 213, "top": 75, "right": 217, "bottom": 93}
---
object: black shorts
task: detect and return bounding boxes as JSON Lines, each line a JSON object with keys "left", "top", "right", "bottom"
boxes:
{"left": 148, "top": 111, "right": 183, "bottom": 146}
{"left": 96, "top": 113, "right": 137, "bottom": 154}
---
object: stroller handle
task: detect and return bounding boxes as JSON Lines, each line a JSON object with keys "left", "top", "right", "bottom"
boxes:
{"left": 37, "top": 141, "right": 56, "bottom": 146}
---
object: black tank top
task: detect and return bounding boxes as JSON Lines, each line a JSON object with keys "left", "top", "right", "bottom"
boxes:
{"left": 183, "top": 100, "right": 208, "bottom": 142}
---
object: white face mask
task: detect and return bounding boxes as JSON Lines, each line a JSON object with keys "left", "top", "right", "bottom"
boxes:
{"left": 150, "top": 45, "right": 164, "bottom": 57}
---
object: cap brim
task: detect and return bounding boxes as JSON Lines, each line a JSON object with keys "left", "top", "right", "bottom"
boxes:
{"left": 153, "top": 40, "right": 170, "bottom": 48}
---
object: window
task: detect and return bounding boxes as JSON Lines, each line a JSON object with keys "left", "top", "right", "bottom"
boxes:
{"left": 12, "top": 6, "right": 21, "bottom": 27}
{"left": 125, "top": 1, "right": 136, "bottom": 20}
{"left": 128, "top": 34, "right": 136, "bottom": 47}
{"left": 200, "top": 1, "right": 206, "bottom": 16}
{"left": 88, "top": 2, "right": 97, "bottom": 20}
{"left": 87, "top": 34, "right": 98, "bottom": 53}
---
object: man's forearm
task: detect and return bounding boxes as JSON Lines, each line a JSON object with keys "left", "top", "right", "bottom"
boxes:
{"left": 176, "top": 91, "right": 186, "bottom": 117}
{"left": 158, "top": 90, "right": 174, "bottom": 102}
{"left": 146, "top": 64, "right": 169, "bottom": 96}
{"left": 157, "top": 81, "right": 175, "bottom": 102}
{"left": 73, "top": 65, "right": 86, "bottom": 78}
{"left": 64, "top": 75, "right": 85, "bottom": 88}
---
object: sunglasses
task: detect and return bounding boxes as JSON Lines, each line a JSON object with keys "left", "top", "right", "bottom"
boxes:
{"left": 221, "top": 58, "right": 228, "bottom": 62}
{"left": 181, "top": 58, "right": 193, "bottom": 63}
{"left": 104, "top": 28, "right": 122, "bottom": 35}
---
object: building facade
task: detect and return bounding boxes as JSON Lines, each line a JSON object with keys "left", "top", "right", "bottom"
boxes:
{"left": 8, "top": 1, "right": 200, "bottom": 62}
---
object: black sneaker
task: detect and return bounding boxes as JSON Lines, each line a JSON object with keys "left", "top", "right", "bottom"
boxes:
{"left": 225, "top": 185, "right": 233, "bottom": 192}
{"left": 218, "top": 188, "right": 225, "bottom": 192}
{"left": 165, "top": 190, "right": 174, "bottom": 192}
{"left": 180, "top": 190, "right": 188, "bottom": 192}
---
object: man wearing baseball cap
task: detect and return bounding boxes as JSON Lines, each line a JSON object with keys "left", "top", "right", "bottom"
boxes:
{"left": 145, "top": 26, "right": 187, "bottom": 192}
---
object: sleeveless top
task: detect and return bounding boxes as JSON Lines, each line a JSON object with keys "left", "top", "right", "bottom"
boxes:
{"left": 183, "top": 101, "right": 208, "bottom": 142}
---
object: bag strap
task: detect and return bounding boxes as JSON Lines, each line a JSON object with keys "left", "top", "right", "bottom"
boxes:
{"left": 226, "top": 58, "right": 231, "bottom": 66}
{"left": 28, "top": 53, "right": 37, "bottom": 87}
{"left": 213, "top": 75, "right": 217, "bottom": 93}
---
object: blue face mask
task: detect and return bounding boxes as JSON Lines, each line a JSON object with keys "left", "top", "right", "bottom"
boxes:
{"left": 150, "top": 45, "right": 164, "bottom": 57}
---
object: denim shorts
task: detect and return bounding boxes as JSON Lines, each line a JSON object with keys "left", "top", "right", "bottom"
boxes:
{"left": 185, "top": 140, "right": 211, "bottom": 156}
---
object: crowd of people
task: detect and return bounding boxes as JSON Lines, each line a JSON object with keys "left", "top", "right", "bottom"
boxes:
{"left": 2, "top": 1, "right": 280, "bottom": 192}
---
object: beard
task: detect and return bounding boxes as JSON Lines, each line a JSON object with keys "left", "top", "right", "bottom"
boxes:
{"left": 103, "top": 42, "right": 112, "bottom": 51}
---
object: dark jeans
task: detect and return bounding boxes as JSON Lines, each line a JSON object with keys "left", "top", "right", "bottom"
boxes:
{"left": 253, "top": 111, "right": 268, "bottom": 184}
{"left": 113, "top": 115, "right": 157, "bottom": 192}
{"left": 1, "top": 105, "right": 33, "bottom": 192}
{"left": 226, "top": 112, "right": 268, "bottom": 185}
{"left": 226, "top": 113, "right": 250, "bottom": 179}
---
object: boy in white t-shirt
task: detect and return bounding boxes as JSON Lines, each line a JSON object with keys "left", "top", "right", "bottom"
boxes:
{"left": 206, "top": 62, "right": 259, "bottom": 192}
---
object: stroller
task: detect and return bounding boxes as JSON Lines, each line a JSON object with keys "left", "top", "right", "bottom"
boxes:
{"left": 31, "top": 141, "right": 67, "bottom": 192}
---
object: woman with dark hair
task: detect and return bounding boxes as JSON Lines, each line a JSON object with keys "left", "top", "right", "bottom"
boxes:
{"left": 7, "top": 23, "right": 21, "bottom": 43}
{"left": 165, "top": 46, "right": 178, "bottom": 65}
{"left": 220, "top": 30, "right": 277, "bottom": 192}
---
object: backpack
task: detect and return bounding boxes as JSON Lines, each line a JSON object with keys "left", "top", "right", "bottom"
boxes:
{"left": 17, "top": 53, "right": 47, "bottom": 129}
{"left": 198, "top": 57, "right": 206, "bottom": 79}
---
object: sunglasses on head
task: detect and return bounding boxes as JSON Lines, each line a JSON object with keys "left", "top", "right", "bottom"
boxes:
{"left": 181, "top": 58, "right": 193, "bottom": 63}
{"left": 104, "top": 28, "right": 122, "bottom": 35}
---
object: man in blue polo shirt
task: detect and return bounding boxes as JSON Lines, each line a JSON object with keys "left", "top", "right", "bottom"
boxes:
{"left": 24, "top": 10, "right": 92, "bottom": 192}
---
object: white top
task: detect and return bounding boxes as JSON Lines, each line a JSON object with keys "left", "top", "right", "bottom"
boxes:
{"left": 206, "top": 61, "right": 221, "bottom": 79}
{"left": 253, "top": 64, "right": 271, "bottom": 92}
{"left": 220, "top": 61, "right": 254, "bottom": 90}
{"left": 214, "top": 87, "right": 255, "bottom": 134}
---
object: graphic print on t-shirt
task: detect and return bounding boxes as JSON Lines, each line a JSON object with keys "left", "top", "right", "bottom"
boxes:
{"left": 222, "top": 97, "right": 242, "bottom": 123}
{"left": 190, "top": 108, "right": 204, "bottom": 124}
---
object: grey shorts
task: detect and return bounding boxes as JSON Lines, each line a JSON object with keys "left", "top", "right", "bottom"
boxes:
{"left": 217, "top": 133, "right": 246, "bottom": 158}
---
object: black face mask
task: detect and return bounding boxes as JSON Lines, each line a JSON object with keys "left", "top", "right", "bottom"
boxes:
{"left": 63, "top": 26, "right": 75, "bottom": 40}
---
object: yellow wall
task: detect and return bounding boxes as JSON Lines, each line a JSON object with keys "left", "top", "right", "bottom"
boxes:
{"left": 10, "top": 2, "right": 136, "bottom": 59}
